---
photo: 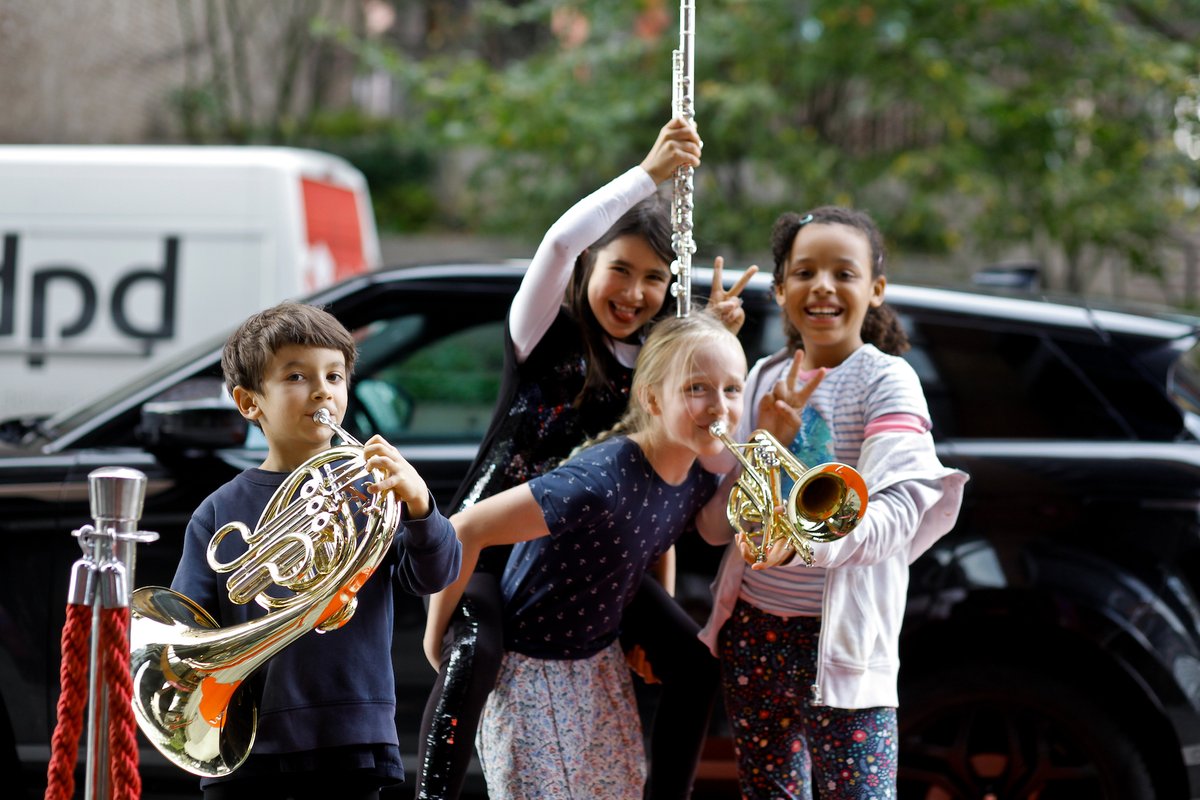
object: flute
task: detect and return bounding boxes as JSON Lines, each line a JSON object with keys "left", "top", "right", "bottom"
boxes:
{"left": 670, "top": 0, "right": 696, "bottom": 318}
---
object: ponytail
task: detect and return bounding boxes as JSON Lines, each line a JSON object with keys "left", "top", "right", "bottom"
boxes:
{"left": 862, "top": 305, "right": 909, "bottom": 356}
{"left": 570, "top": 417, "right": 633, "bottom": 458}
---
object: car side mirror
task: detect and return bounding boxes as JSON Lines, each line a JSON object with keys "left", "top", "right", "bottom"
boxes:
{"left": 354, "top": 378, "right": 414, "bottom": 434}
{"left": 138, "top": 399, "right": 248, "bottom": 449}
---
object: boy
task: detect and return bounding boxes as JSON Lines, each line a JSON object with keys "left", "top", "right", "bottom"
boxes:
{"left": 171, "top": 301, "right": 462, "bottom": 800}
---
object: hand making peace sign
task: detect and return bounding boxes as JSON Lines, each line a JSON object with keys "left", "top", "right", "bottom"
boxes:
{"left": 757, "top": 351, "right": 826, "bottom": 450}
{"left": 705, "top": 256, "right": 759, "bottom": 334}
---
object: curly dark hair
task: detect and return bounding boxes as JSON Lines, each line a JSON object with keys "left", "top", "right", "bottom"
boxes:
{"left": 770, "top": 206, "right": 909, "bottom": 357}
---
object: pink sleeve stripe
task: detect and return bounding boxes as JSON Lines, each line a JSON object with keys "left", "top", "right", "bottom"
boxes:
{"left": 864, "top": 413, "right": 929, "bottom": 437}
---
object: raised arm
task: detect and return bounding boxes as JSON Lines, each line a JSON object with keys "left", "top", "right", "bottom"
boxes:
{"left": 509, "top": 117, "right": 702, "bottom": 361}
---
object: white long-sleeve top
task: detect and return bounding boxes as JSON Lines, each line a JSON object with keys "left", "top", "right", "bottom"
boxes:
{"left": 508, "top": 165, "right": 656, "bottom": 366}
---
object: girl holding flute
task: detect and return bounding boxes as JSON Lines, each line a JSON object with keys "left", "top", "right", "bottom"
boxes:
{"left": 415, "top": 117, "right": 754, "bottom": 800}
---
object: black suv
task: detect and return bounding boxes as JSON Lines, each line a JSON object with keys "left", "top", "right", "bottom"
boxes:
{"left": 3, "top": 263, "right": 1199, "bottom": 799}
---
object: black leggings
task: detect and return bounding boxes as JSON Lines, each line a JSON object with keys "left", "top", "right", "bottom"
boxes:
{"left": 620, "top": 576, "right": 722, "bottom": 800}
{"left": 414, "top": 570, "right": 719, "bottom": 800}
{"left": 415, "top": 568, "right": 505, "bottom": 800}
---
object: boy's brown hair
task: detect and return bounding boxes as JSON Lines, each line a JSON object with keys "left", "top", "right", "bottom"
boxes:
{"left": 220, "top": 302, "right": 358, "bottom": 397}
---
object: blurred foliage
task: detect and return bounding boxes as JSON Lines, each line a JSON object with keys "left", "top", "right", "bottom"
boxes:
{"left": 297, "top": 110, "right": 440, "bottom": 232}
{"left": 410, "top": 322, "right": 504, "bottom": 404}
{"left": 375, "top": 322, "right": 504, "bottom": 408}
{"left": 164, "top": 1, "right": 444, "bottom": 233}
{"left": 323, "top": 0, "right": 1198, "bottom": 293}
{"left": 175, "top": 0, "right": 1199, "bottom": 292}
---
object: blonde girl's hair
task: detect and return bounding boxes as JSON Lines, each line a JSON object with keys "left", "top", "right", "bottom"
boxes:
{"left": 577, "top": 310, "right": 743, "bottom": 453}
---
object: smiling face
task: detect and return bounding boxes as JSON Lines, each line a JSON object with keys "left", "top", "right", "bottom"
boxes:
{"left": 585, "top": 234, "right": 671, "bottom": 341}
{"left": 232, "top": 344, "right": 349, "bottom": 471}
{"left": 774, "top": 222, "right": 886, "bottom": 369}
{"left": 646, "top": 336, "right": 747, "bottom": 466}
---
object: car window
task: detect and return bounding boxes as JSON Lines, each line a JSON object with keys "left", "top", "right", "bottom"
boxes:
{"left": 905, "top": 318, "right": 1134, "bottom": 440}
{"left": 1170, "top": 340, "right": 1200, "bottom": 439}
{"left": 350, "top": 316, "right": 505, "bottom": 444}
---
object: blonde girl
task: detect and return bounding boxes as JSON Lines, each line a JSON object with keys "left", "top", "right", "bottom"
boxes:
{"left": 425, "top": 311, "right": 747, "bottom": 800}
{"left": 417, "top": 117, "right": 752, "bottom": 800}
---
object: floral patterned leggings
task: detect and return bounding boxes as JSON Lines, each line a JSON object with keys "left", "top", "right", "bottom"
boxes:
{"left": 717, "top": 600, "right": 898, "bottom": 800}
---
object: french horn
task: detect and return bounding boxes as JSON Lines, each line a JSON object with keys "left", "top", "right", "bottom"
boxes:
{"left": 709, "top": 421, "right": 867, "bottom": 565}
{"left": 129, "top": 409, "right": 400, "bottom": 776}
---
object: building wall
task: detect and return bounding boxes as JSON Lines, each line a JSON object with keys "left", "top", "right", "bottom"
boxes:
{"left": 0, "top": 1, "right": 182, "bottom": 143}
{"left": 0, "top": 0, "right": 361, "bottom": 144}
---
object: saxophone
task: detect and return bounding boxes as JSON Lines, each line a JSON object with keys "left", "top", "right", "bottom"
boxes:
{"left": 129, "top": 409, "right": 400, "bottom": 776}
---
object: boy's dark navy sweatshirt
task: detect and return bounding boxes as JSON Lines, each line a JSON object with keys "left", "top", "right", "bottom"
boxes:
{"left": 171, "top": 467, "right": 461, "bottom": 783}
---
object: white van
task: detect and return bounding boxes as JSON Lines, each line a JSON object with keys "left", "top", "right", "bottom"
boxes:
{"left": 0, "top": 145, "right": 381, "bottom": 417}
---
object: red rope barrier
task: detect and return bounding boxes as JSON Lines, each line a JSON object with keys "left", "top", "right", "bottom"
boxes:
{"left": 103, "top": 607, "right": 141, "bottom": 800}
{"left": 44, "top": 604, "right": 142, "bottom": 800}
{"left": 45, "top": 603, "right": 91, "bottom": 800}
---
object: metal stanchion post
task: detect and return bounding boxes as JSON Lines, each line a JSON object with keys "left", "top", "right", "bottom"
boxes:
{"left": 69, "top": 467, "right": 158, "bottom": 800}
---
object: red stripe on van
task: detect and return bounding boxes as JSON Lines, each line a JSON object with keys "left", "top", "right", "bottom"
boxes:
{"left": 301, "top": 177, "right": 368, "bottom": 285}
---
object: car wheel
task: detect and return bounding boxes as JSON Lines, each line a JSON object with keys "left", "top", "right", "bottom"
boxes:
{"left": 898, "top": 664, "right": 1154, "bottom": 799}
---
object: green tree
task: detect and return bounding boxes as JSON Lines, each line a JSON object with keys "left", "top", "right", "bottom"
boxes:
{"left": 343, "top": 0, "right": 1198, "bottom": 296}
